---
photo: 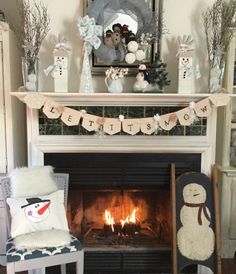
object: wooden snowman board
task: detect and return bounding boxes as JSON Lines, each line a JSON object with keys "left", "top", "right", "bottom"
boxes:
{"left": 171, "top": 164, "right": 221, "bottom": 274}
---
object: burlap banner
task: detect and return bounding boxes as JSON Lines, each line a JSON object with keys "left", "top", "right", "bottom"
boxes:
{"left": 18, "top": 92, "right": 230, "bottom": 135}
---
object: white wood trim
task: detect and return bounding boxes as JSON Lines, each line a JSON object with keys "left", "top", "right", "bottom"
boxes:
{"left": 12, "top": 90, "right": 216, "bottom": 106}
{"left": 0, "top": 41, "right": 6, "bottom": 173}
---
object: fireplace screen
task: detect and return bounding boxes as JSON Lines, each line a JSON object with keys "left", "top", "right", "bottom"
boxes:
{"left": 68, "top": 188, "right": 171, "bottom": 248}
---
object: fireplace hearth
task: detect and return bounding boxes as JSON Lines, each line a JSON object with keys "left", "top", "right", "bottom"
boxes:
{"left": 45, "top": 153, "right": 200, "bottom": 274}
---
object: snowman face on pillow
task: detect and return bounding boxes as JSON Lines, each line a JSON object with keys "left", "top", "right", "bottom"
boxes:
{"left": 21, "top": 198, "right": 51, "bottom": 223}
{"left": 183, "top": 183, "right": 206, "bottom": 204}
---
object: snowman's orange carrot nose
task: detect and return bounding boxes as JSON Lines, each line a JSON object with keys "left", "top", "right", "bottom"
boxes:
{"left": 38, "top": 202, "right": 51, "bottom": 215}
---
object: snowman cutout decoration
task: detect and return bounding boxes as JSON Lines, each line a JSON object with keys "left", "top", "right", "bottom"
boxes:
{"left": 21, "top": 197, "right": 51, "bottom": 223}
{"left": 44, "top": 38, "right": 69, "bottom": 92}
{"left": 53, "top": 49, "right": 68, "bottom": 92}
{"left": 177, "top": 35, "right": 200, "bottom": 94}
{"left": 177, "top": 183, "right": 215, "bottom": 261}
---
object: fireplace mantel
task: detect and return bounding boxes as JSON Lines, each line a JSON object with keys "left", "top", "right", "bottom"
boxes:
{"left": 11, "top": 91, "right": 211, "bottom": 106}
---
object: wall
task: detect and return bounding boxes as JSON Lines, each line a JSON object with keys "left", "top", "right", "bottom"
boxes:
{"left": 0, "top": 0, "right": 215, "bottom": 93}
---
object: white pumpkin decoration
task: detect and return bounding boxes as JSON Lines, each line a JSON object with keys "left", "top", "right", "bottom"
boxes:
{"left": 135, "top": 49, "right": 145, "bottom": 61}
{"left": 127, "top": 41, "right": 139, "bottom": 53}
{"left": 125, "top": 53, "right": 136, "bottom": 64}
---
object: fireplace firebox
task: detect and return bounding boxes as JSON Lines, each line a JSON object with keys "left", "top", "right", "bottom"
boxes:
{"left": 45, "top": 153, "right": 201, "bottom": 274}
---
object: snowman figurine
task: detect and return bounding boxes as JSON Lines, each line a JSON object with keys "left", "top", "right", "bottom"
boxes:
{"left": 21, "top": 197, "right": 51, "bottom": 223}
{"left": 133, "top": 64, "right": 150, "bottom": 92}
{"left": 44, "top": 38, "right": 69, "bottom": 92}
{"left": 177, "top": 183, "right": 215, "bottom": 261}
{"left": 177, "top": 35, "right": 200, "bottom": 94}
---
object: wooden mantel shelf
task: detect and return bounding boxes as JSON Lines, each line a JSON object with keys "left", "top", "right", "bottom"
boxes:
{"left": 10, "top": 90, "right": 215, "bottom": 107}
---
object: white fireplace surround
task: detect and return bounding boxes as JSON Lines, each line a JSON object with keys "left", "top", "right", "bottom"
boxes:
{"left": 12, "top": 92, "right": 218, "bottom": 274}
{"left": 12, "top": 92, "right": 217, "bottom": 176}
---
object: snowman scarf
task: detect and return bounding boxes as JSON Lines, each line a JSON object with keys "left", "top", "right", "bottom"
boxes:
{"left": 184, "top": 202, "right": 211, "bottom": 225}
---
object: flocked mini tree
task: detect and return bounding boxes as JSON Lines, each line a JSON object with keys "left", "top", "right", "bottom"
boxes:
{"left": 148, "top": 53, "right": 170, "bottom": 92}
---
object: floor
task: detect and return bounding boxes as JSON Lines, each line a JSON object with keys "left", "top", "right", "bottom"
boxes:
{"left": 0, "top": 259, "right": 235, "bottom": 274}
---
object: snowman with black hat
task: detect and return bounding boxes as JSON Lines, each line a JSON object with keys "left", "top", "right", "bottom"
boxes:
{"left": 21, "top": 197, "right": 51, "bottom": 223}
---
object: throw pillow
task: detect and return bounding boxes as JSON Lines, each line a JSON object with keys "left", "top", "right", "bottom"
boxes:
{"left": 7, "top": 190, "right": 69, "bottom": 238}
{"left": 14, "top": 230, "right": 71, "bottom": 249}
{"left": 10, "top": 166, "right": 58, "bottom": 198}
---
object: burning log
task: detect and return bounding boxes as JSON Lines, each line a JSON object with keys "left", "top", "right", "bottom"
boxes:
{"left": 104, "top": 208, "right": 140, "bottom": 237}
{"left": 122, "top": 222, "right": 140, "bottom": 236}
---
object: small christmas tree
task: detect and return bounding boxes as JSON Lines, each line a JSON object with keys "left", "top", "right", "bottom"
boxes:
{"left": 148, "top": 53, "right": 170, "bottom": 92}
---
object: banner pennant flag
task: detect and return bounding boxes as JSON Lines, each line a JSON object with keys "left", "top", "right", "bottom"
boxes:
{"left": 82, "top": 113, "right": 101, "bottom": 131}
{"left": 176, "top": 107, "right": 195, "bottom": 126}
{"left": 159, "top": 113, "right": 177, "bottom": 131}
{"left": 194, "top": 98, "right": 212, "bottom": 117}
{"left": 122, "top": 119, "right": 140, "bottom": 135}
{"left": 103, "top": 118, "right": 121, "bottom": 135}
{"left": 140, "top": 117, "right": 157, "bottom": 135}
{"left": 61, "top": 107, "right": 82, "bottom": 126}
{"left": 43, "top": 99, "right": 63, "bottom": 119}
{"left": 24, "top": 93, "right": 46, "bottom": 109}
{"left": 209, "top": 93, "right": 230, "bottom": 107}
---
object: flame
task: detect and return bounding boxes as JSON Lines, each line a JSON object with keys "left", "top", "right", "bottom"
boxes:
{"left": 104, "top": 209, "right": 115, "bottom": 232}
{"left": 121, "top": 208, "right": 138, "bottom": 228}
{"left": 105, "top": 208, "right": 139, "bottom": 231}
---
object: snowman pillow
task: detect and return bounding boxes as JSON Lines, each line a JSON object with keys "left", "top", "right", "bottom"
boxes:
{"left": 7, "top": 190, "right": 69, "bottom": 238}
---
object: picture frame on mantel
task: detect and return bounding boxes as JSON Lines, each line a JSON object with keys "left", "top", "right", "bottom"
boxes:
{"left": 83, "top": 0, "right": 163, "bottom": 75}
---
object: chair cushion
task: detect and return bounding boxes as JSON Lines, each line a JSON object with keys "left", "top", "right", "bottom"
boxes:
{"left": 6, "top": 235, "right": 82, "bottom": 263}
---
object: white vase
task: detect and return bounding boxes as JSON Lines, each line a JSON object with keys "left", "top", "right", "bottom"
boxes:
{"left": 105, "top": 78, "right": 124, "bottom": 93}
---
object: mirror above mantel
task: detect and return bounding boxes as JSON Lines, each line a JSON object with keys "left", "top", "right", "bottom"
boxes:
{"left": 84, "top": 0, "right": 163, "bottom": 75}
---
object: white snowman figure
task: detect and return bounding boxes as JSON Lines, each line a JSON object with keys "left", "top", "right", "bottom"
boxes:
{"left": 44, "top": 45, "right": 69, "bottom": 92}
{"left": 133, "top": 64, "right": 150, "bottom": 92}
{"left": 177, "top": 183, "right": 215, "bottom": 261}
{"left": 21, "top": 197, "right": 51, "bottom": 223}
{"left": 53, "top": 49, "right": 68, "bottom": 92}
{"left": 177, "top": 35, "right": 200, "bottom": 94}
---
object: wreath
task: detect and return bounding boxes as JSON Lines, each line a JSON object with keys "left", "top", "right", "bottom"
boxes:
{"left": 86, "top": 0, "right": 153, "bottom": 64}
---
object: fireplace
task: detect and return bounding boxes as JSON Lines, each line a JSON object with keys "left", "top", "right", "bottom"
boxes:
{"left": 45, "top": 153, "right": 201, "bottom": 274}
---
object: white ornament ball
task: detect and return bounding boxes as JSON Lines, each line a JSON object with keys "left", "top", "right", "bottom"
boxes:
{"left": 127, "top": 41, "right": 139, "bottom": 53}
{"left": 135, "top": 50, "right": 145, "bottom": 61}
{"left": 125, "top": 53, "right": 136, "bottom": 64}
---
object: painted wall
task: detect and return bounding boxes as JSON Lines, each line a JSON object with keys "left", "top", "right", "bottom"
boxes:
{"left": 1, "top": 0, "right": 215, "bottom": 93}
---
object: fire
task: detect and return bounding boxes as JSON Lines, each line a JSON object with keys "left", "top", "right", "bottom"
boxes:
{"left": 104, "top": 209, "right": 115, "bottom": 232}
{"left": 104, "top": 208, "right": 138, "bottom": 229}
{"left": 121, "top": 208, "right": 138, "bottom": 227}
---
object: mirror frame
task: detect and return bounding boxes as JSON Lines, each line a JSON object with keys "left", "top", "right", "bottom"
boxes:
{"left": 83, "top": 0, "right": 163, "bottom": 76}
